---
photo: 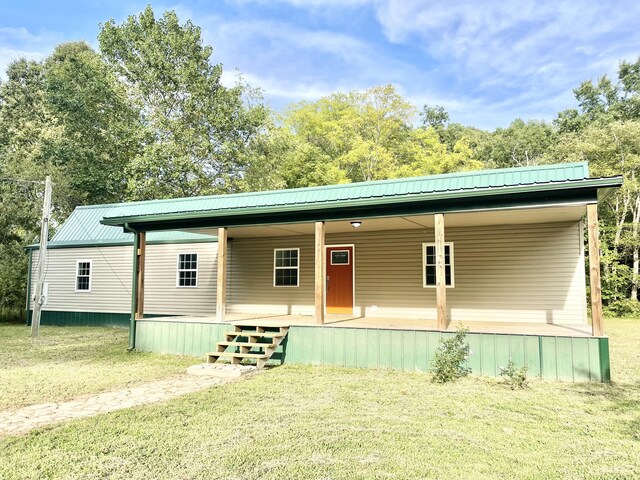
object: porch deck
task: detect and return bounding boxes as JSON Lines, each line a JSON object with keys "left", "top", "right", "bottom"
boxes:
{"left": 142, "top": 313, "right": 594, "bottom": 337}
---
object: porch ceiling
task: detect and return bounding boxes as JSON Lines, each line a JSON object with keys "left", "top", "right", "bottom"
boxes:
{"left": 185, "top": 204, "right": 586, "bottom": 238}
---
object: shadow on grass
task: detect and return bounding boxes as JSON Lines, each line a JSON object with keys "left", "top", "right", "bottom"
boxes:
{"left": 570, "top": 381, "right": 640, "bottom": 440}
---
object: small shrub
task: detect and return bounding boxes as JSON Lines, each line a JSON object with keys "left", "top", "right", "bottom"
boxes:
{"left": 499, "top": 360, "right": 529, "bottom": 390}
{"left": 430, "top": 326, "right": 471, "bottom": 383}
{"left": 603, "top": 299, "right": 640, "bottom": 318}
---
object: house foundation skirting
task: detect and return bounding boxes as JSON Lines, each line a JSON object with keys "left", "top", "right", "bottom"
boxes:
{"left": 135, "top": 319, "right": 610, "bottom": 383}
{"left": 26, "top": 310, "right": 170, "bottom": 328}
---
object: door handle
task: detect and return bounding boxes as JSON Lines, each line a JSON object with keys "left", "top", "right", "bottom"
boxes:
{"left": 326, "top": 275, "right": 330, "bottom": 293}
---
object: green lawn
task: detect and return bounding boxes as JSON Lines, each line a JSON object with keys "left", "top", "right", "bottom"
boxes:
{"left": 0, "top": 324, "right": 194, "bottom": 410}
{"left": 1, "top": 319, "right": 639, "bottom": 479}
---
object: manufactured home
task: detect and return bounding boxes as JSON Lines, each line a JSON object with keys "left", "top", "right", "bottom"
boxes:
{"left": 27, "top": 162, "right": 622, "bottom": 381}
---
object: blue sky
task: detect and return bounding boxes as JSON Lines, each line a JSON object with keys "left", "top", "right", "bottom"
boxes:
{"left": 1, "top": 0, "right": 638, "bottom": 129}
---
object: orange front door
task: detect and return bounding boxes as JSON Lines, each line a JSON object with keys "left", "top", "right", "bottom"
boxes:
{"left": 326, "top": 246, "right": 354, "bottom": 314}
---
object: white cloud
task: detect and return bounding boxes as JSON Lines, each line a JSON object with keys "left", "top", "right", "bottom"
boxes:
{"left": 0, "top": 27, "right": 62, "bottom": 78}
{"left": 231, "top": 0, "right": 639, "bottom": 127}
{"left": 371, "top": 1, "right": 639, "bottom": 86}
{"left": 195, "top": 13, "right": 425, "bottom": 107}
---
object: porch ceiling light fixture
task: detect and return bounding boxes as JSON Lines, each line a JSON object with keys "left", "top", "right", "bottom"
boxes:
{"left": 350, "top": 220, "right": 362, "bottom": 228}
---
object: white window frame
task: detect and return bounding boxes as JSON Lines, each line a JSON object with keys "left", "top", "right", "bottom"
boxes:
{"left": 273, "top": 248, "right": 300, "bottom": 288}
{"left": 176, "top": 252, "right": 199, "bottom": 288}
{"left": 422, "top": 242, "right": 455, "bottom": 288}
{"left": 330, "top": 249, "right": 350, "bottom": 265}
{"left": 75, "top": 259, "right": 92, "bottom": 293}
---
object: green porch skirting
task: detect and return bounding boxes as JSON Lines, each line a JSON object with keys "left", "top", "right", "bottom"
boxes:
{"left": 135, "top": 320, "right": 611, "bottom": 383}
{"left": 26, "top": 310, "right": 170, "bottom": 328}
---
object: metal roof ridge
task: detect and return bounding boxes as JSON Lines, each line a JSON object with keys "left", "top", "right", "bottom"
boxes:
{"left": 82, "top": 161, "right": 590, "bottom": 212}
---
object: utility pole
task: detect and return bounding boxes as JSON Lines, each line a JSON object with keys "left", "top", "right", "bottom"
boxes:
{"left": 31, "top": 175, "right": 52, "bottom": 337}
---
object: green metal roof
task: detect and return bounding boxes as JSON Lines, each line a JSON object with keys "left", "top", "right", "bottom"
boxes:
{"left": 32, "top": 162, "right": 621, "bottom": 248}
{"left": 27, "top": 204, "right": 216, "bottom": 250}
{"left": 103, "top": 162, "right": 590, "bottom": 220}
{"left": 99, "top": 162, "right": 622, "bottom": 231}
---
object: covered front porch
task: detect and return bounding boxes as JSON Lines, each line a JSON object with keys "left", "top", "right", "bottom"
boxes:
{"left": 131, "top": 204, "right": 609, "bottom": 381}
{"left": 129, "top": 203, "right": 605, "bottom": 338}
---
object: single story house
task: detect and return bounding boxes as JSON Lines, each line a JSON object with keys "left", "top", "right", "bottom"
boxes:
{"left": 27, "top": 162, "right": 622, "bottom": 381}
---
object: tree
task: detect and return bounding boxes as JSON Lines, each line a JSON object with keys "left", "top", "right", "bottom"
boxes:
{"left": 98, "top": 6, "right": 267, "bottom": 200}
{"left": 554, "top": 58, "right": 640, "bottom": 303}
{"left": 0, "top": 43, "right": 139, "bottom": 315}
{"left": 284, "top": 85, "right": 416, "bottom": 183}
{"left": 44, "top": 42, "right": 138, "bottom": 210}
{"left": 473, "top": 118, "right": 557, "bottom": 168}
{"left": 557, "top": 58, "right": 640, "bottom": 129}
{"left": 420, "top": 104, "right": 450, "bottom": 131}
{"left": 258, "top": 85, "right": 482, "bottom": 188}
{"left": 397, "top": 127, "right": 481, "bottom": 177}
{"left": 555, "top": 121, "right": 640, "bottom": 302}
{"left": 0, "top": 8, "right": 269, "bottom": 314}
{"left": 0, "top": 60, "right": 54, "bottom": 317}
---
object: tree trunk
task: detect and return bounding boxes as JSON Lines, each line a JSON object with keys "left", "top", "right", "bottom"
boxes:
{"left": 630, "top": 195, "right": 640, "bottom": 300}
{"left": 609, "top": 189, "right": 631, "bottom": 301}
{"left": 632, "top": 247, "right": 639, "bottom": 300}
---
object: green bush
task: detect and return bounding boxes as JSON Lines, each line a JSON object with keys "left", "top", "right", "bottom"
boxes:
{"left": 604, "top": 299, "right": 640, "bottom": 318}
{"left": 430, "top": 326, "right": 471, "bottom": 383}
{"left": 499, "top": 360, "right": 529, "bottom": 390}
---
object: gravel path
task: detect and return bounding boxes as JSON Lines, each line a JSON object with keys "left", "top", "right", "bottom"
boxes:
{"left": 0, "top": 366, "right": 253, "bottom": 436}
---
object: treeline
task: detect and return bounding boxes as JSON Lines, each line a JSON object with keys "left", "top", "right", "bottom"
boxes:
{"left": 1, "top": 7, "right": 638, "bottom": 317}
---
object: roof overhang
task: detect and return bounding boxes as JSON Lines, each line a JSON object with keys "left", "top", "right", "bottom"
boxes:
{"left": 101, "top": 177, "right": 622, "bottom": 233}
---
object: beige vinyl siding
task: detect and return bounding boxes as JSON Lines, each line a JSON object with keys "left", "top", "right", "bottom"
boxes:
{"left": 144, "top": 244, "right": 216, "bottom": 315}
{"left": 30, "top": 243, "right": 217, "bottom": 316}
{"left": 228, "top": 221, "right": 588, "bottom": 325}
{"left": 228, "top": 238, "right": 314, "bottom": 315}
{"left": 28, "top": 221, "right": 588, "bottom": 325}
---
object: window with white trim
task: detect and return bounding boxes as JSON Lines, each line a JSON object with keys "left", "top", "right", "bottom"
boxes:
{"left": 274, "top": 248, "right": 299, "bottom": 287}
{"left": 177, "top": 253, "right": 198, "bottom": 287}
{"left": 75, "top": 260, "right": 92, "bottom": 292}
{"left": 423, "top": 242, "right": 454, "bottom": 287}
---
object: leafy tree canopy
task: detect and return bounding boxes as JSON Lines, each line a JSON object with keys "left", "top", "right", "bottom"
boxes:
{"left": 98, "top": 6, "right": 268, "bottom": 200}
{"left": 251, "top": 85, "right": 481, "bottom": 189}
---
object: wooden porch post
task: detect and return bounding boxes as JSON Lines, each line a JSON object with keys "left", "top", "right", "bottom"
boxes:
{"left": 587, "top": 204, "right": 604, "bottom": 337}
{"left": 128, "top": 230, "right": 142, "bottom": 350}
{"left": 135, "top": 232, "right": 146, "bottom": 320}
{"left": 435, "top": 213, "right": 447, "bottom": 330}
{"left": 315, "top": 221, "right": 325, "bottom": 324}
{"left": 216, "top": 227, "right": 228, "bottom": 323}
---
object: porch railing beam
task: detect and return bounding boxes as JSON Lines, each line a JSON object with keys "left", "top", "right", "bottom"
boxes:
{"left": 216, "top": 227, "right": 228, "bottom": 323}
{"left": 315, "top": 221, "right": 326, "bottom": 324}
{"left": 587, "top": 204, "right": 604, "bottom": 337}
{"left": 435, "top": 213, "right": 448, "bottom": 330}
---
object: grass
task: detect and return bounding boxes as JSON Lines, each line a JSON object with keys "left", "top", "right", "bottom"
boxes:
{"left": 1, "top": 319, "right": 639, "bottom": 479}
{"left": 0, "top": 324, "right": 194, "bottom": 410}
